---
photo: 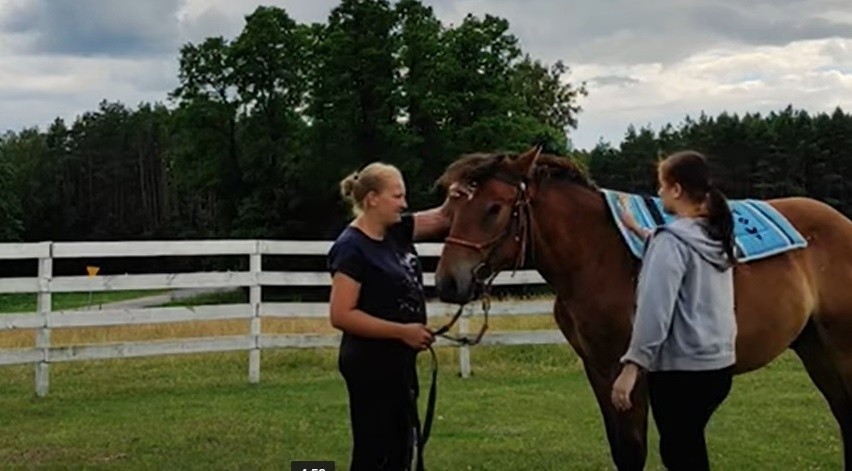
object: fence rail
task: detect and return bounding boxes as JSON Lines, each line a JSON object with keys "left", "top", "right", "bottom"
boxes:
{"left": 0, "top": 240, "right": 561, "bottom": 396}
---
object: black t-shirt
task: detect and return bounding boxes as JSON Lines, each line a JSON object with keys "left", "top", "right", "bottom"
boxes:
{"left": 327, "top": 213, "right": 427, "bottom": 364}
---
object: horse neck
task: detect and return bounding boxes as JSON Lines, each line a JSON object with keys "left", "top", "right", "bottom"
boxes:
{"left": 528, "top": 182, "right": 638, "bottom": 306}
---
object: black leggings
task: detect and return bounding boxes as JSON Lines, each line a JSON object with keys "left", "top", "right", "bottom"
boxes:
{"left": 340, "top": 354, "right": 421, "bottom": 471}
{"left": 648, "top": 366, "right": 733, "bottom": 471}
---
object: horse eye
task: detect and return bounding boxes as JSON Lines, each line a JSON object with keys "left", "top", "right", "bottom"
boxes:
{"left": 487, "top": 204, "right": 501, "bottom": 216}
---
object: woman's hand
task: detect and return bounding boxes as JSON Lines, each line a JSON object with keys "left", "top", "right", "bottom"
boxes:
{"left": 398, "top": 323, "right": 435, "bottom": 351}
{"left": 611, "top": 363, "right": 640, "bottom": 411}
{"left": 617, "top": 194, "right": 651, "bottom": 240}
{"left": 448, "top": 181, "right": 475, "bottom": 200}
{"left": 414, "top": 181, "right": 476, "bottom": 241}
{"left": 617, "top": 194, "right": 638, "bottom": 229}
{"left": 440, "top": 181, "right": 475, "bottom": 216}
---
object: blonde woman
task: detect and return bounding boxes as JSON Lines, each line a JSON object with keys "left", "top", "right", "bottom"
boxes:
{"left": 328, "top": 162, "right": 470, "bottom": 471}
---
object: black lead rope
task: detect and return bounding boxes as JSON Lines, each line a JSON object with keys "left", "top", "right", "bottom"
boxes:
{"left": 412, "top": 305, "right": 463, "bottom": 471}
{"left": 430, "top": 303, "right": 465, "bottom": 338}
{"left": 421, "top": 346, "right": 439, "bottom": 465}
{"left": 411, "top": 304, "right": 461, "bottom": 469}
{"left": 412, "top": 344, "right": 438, "bottom": 471}
{"left": 414, "top": 297, "right": 491, "bottom": 470}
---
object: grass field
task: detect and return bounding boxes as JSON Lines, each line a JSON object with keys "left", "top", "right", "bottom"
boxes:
{"left": 0, "top": 291, "right": 843, "bottom": 469}
{"left": 0, "top": 341, "right": 842, "bottom": 470}
{"left": 0, "top": 290, "right": 168, "bottom": 314}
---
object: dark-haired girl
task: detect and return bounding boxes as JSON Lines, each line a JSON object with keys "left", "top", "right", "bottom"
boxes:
{"left": 612, "top": 150, "right": 738, "bottom": 471}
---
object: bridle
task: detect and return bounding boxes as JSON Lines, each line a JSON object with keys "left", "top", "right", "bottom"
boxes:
{"left": 415, "top": 171, "right": 535, "bottom": 467}
{"left": 430, "top": 171, "right": 535, "bottom": 346}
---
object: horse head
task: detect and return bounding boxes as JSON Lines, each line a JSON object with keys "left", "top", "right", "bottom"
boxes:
{"left": 434, "top": 146, "right": 541, "bottom": 305}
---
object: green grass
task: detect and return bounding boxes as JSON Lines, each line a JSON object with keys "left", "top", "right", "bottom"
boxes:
{"left": 0, "top": 290, "right": 168, "bottom": 314}
{"left": 160, "top": 290, "right": 246, "bottom": 307}
{"left": 160, "top": 290, "right": 326, "bottom": 307}
{"left": 0, "top": 345, "right": 841, "bottom": 470}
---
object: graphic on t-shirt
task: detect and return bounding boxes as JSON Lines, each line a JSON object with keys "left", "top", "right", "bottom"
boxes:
{"left": 397, "top": 250, "right": 426, "bottom": 321}
{"left": 400, "top": 252, "right": 419, "bottom": 279}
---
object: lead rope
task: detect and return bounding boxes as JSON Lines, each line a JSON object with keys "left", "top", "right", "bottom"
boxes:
{"left": 415, "top": 178, "right": 532, "bottom": 469}
{"left": 413, "top": 344, "right": 438, "bottom": 471}
{"left": 416, "top": 283, "right": 494, "bottom": 470}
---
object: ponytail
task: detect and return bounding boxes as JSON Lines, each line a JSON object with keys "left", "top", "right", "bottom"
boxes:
{"left": 659, "top": 150, "right": 737, "bottom": 265}
{"left": 706, "top": 187, "right": 736, "bottom": 265}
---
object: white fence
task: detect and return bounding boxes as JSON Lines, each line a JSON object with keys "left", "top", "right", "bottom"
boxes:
{"left": 0, "top": 240, "right": 563, "bottom": 396}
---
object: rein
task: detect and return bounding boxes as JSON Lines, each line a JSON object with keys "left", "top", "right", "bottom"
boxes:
{"left": 415, "top": 173, "right": 534, "bottom": 470}
{"left": 433, "top": 172, "right": 534, "bottom": 346}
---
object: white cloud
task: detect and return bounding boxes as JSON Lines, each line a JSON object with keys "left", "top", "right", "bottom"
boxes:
{"left": 0, "top": 0, "right": 851, "bottom": 152}
{"left": 0, "top": 0, "right": 183, "bottom": 56}
{"left": 426, "top": 0, "right": 852, "bottom": 65}
{"left": 570, "top": 38, "right": 852, "bottom": 149}
{"left": 0, "top": 54, "right": 177, "bottom": 132}
{"left": 177, "top": 0, "right": 338, "bottom": 44}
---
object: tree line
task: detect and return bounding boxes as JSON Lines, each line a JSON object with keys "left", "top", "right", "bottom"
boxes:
{"left": 0, "top": 0, "right": 850, "bottom": 247}
{"left": 0, "top": 0, "right": 584, "bottom": 243}
{"left": 586, "top": 106, "right": 852, "bottom": 215}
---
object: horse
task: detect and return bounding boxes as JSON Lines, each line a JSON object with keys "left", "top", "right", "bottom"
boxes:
{"left": 431, "top": 146, "right": 852, "bottom": 470}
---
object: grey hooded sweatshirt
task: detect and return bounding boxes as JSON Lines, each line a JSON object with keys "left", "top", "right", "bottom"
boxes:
{"left": 620, "top": 217, "right": 737, "bottom": 372}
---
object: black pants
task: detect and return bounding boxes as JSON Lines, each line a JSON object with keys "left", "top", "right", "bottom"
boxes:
{"left": 648, "top": 366, "right": 733, "bottom": 471}
{"left": 340, "top": 352, "right": 421, "bottom": 471}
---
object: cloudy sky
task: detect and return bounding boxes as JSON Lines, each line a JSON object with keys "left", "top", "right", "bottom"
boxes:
{"left": 0, "top": 0, "right": 850, "bottom": 150}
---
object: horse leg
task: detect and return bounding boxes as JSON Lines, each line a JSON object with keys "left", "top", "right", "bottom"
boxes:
{"left": 553, "top": 299, "right": 648, "bottom": 470}
{"left": 583, "top": 363, "right": 649, "bottom": 471}
{"left": 791, "top": 319, "right": 852, "bottom": 469}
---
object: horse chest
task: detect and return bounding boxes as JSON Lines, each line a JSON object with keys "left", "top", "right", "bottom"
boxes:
{"left": 556, "top": 303, "right": 627, "bottom": 363}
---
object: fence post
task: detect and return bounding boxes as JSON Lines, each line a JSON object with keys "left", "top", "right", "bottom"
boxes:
{"left": 248, "top": 241, "right": 262, "bottom": 383}
{"left": 35, "top": 242, "right": 53, "bottom": 397}
{"left": 458, "top": 304, "right": 472, "bottom": 378}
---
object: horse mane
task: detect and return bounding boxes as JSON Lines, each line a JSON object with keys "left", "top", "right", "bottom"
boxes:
{"left": 435, "top": 152, "right": 598, "bottom": 191}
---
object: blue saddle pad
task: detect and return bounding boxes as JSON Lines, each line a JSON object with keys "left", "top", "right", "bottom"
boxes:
{"left": 601, "top": 189, "right": 807, "bottom": 262}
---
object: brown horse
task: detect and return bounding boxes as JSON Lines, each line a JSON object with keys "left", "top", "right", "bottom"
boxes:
{"left": 432, "top": 146, "right": 852, "bottom": 470}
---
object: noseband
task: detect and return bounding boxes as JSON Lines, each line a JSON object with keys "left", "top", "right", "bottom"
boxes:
{"left": 432, "top": 172, "right": 534, "bottom": 346}
{"left": 444, "top": 173, "right": 533, "bottom": 279}
{"left": 419, "top": 173, "right": 534, "bottom": 462}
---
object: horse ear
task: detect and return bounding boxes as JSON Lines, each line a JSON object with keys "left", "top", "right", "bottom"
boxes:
{"left": 512, "top": 145, "right": 542, "bottom": 177}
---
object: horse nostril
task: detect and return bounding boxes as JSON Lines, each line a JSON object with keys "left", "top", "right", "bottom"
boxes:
{"left": 472, "top": 263, "right": 492, "bottom": 283}
{"left": 447, "top": 276, "right": 458, "bottom": 297}
{"left": 437, "top": 275, "right": 456, "bottom": 299}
